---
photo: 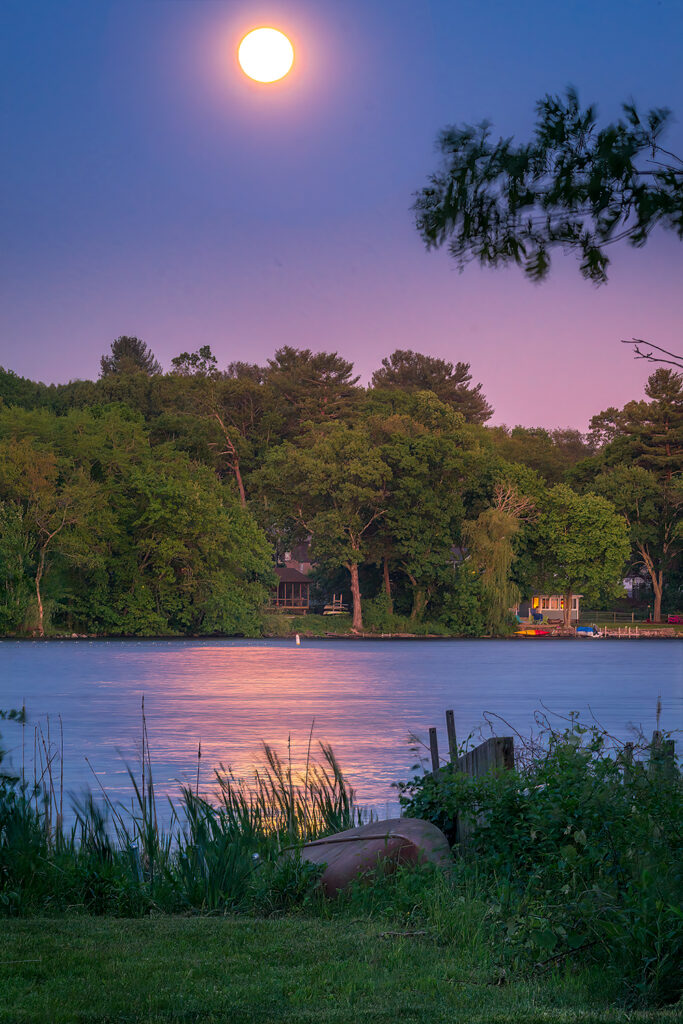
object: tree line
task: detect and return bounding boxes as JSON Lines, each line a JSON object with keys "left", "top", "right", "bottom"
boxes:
{"left": 0, "top": 338, "right": 680, "bottom": 635}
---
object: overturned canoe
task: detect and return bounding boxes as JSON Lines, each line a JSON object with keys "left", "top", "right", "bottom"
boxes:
{"left": 299, "top": 817, "right": 453, "bottom": 896}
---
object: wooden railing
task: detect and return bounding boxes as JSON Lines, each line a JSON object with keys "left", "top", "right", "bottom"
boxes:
{"left": 424, "top": 709, "right": 514, "bottom": 846}
{"left": 423, "top": 710, "right": 676, "bottom": 847}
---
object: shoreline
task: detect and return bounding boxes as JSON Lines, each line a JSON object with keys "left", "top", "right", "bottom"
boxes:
{"left": 1, "top": 630, "right": 680, "bottom": 642}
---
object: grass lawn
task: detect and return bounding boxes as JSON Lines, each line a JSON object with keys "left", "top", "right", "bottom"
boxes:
{"left": 1, "top": 917, "right": 679, "bottom": 1024}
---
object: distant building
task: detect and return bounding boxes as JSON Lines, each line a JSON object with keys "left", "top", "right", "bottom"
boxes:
{"left": 283, "top": 540, "right": 313, "bottom": 575}
{"left": 517, "top": 595, "right": 582, "bottom": 623}
{"left": 271, "top": 567, "right": 310, "bottom": 614}
{"left": 623, "top": 572, "right": 649, "bottom": 599}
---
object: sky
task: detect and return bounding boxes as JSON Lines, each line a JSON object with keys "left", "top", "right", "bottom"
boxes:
{"left": 1, "top": 0, "right": 682, "bottom": 429}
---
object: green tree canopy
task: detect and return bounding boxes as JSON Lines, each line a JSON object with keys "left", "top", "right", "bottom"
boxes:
{"left": 415, "top": 89, "right": 683, "bottom": 283}
{"left": 533, "top": 484, "right": 630, "bottom": 627}
{"left": 463, "top": 483, "right": 536, "bottom": 634}
{"left": 170, "top": 345, "right": 219, "bottom": 378}
{"left": 259, "top": 423, "right": 389, "bottom": 630}
{"left": 0, "top": 501, "right": 32, "bottom": 633}
{"left": 592, "top": 466, "right": 682, "bottom": 623}
{"left": 370, "top": 409, "right": 472, "bottom": 619}
{"left": 264, "top": 346, "right": 361, "bottom": 437}
{"left": 0, "top": 434, "right": 107, "bottom": 635}
{"left": 100, "top": 336, "right": 163, "bottom": 377}
{"left": 370, "top": 350, "right": 492, "bottom": 424}
{"left": 588, "top": 369, "right": 683, "bottom": 480}
{"left": 0, "top": 406, "right": 274, "bottom": 636}
{"left": 489, "top": 426, "right": 594, "bottom": 484}
{"left": 577, "top": 370, "right": 683, "bottom": 619}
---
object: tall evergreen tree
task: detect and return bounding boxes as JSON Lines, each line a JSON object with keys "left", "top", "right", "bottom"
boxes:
{"left": 415, "top": 89, "right": 683, "bottom": 283}
{"left": 100, "top": 336, "right": 162, "bottom": 377}
{"left": 264, "top": 347, "right": 360, "bottom": 437}
{"left": 371, "top": 350, "right": 492, "bottom": 424}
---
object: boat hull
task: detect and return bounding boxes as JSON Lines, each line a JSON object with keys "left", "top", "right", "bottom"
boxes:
{"left": 299, "top": 817, "right": 453, "bottom": 895}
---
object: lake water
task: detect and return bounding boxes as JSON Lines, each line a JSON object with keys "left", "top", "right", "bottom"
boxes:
{"left": 1, "top": 639, "right": 681, "bottom": 817}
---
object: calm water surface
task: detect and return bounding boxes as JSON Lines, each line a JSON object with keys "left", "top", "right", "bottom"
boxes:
{"left": 1, "top": 639, "right": 681, "bottom": 815}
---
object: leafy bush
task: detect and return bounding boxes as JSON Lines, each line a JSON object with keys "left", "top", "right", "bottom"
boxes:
{"left": 398, "top": 721, "right": 683, "bottom": 1006}
{"left": 437, "top": 568, "right": 488, "bottom": 636}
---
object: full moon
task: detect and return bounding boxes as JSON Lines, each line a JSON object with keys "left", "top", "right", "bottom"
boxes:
{"left": 238, "top": 28, "right": 294, "bottom": 83}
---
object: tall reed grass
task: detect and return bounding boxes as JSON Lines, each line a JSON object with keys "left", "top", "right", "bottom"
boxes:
{"left": 0, "top": 704, "right": 361, "bottom": 917}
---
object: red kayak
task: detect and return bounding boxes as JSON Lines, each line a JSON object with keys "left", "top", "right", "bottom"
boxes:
{"left": 298, "top": 818, "right": 453, "bottom": 895}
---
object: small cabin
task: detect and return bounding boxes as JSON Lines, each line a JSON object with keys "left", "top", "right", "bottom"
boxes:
{"left": 517, "top": 595, "right": 582, "bottom": 623}
{"left": 271, "top": 567, "right": 310, "bottom": 614}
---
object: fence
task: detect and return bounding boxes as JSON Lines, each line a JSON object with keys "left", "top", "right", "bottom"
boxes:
{"left": 426, "top": 709, "right": 514, "bottom": 845}
{"left": 580, "top": 609, "right": 650, "bottom": 623}
{"left": 424, "top": 710, "right": 675, "bottom": 845}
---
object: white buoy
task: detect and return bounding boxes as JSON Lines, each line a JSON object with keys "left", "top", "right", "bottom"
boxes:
{"left": 295, "top": 633, "right": 301, "bottom": 646}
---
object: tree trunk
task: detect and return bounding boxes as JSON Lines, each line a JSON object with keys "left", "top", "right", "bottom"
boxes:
{"left": 383, "top": 552, "right": 393, "bottom": 614}
{"left": 404, "top": 569, "right": 425, "bottom": 621}
{"left": 212, "top": 412, "right": 246, "bottom": 507}
{"left": 638, "top": 544, "right": 664, "bottom": 623}
{"left": 411, "top": 588, "right": 426, "bottom": 621}
{"left": 35, "top": 549, "right": 46, "bottom": 638}
{"left": 563, "top": 591, "right": 572, "bottom": 629}
{"left": 652, "top": 573, "right": 663, "bottom": 624}
{"left": 233, "top": 460, "right": 247, "bottom": 508}
{"left": 348, "top": 562, "right": 363, "bottom": 631}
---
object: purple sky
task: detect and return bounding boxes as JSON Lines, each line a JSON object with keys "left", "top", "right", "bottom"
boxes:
{"left": 2, "top": 1, "right": 682, "bottom": 429}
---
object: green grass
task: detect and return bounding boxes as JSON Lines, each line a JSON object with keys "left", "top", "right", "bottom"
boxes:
{"left": 605, "top": 621, "right": 683, "bottom": 633}
{"left": 262, "top": 613, "right": 452, "bottom": 637}
{"left": 264, "top": 613, "right": 683, "bottom": 639}
{"left": 1, "top": 915, "right": 678, "bottom": 1024}
{"left": 263, "top": 613, "right": 355, "bottom": 637}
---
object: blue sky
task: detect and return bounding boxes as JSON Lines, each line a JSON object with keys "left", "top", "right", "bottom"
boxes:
{"left": 2, "top": 0, "right": 682, "bottom": 426}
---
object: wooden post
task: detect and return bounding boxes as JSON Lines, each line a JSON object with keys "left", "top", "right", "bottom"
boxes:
{"left": 429, "top": 727, "right": 440, "bottom": 774}
{"left": 445, "top": 710, "right": 457, "bottom": 764}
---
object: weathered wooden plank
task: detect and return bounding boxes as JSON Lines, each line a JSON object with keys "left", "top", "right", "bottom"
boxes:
{"left": 429, "top": 727, "right": 440, "bottom": 774}
{"left": 446, "top": 710, "right": 457, "bottom": 764}
{"left": 499, "top": 736, "right": 515, "bottom": 771}
{"left": 451, "top": 736, "right": 514, "bottom": 848}
{"left": 453, "top": 736, "right": 514, "bottom": 776}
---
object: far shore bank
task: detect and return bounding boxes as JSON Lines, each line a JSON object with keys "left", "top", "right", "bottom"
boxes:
{"left": 1, "top": 628, "right": 681, "bottom": 642}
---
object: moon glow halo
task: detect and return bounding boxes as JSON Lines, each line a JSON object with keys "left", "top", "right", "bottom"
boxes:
{"left": 238, "top": 28, "right": 294, "bottom": 83}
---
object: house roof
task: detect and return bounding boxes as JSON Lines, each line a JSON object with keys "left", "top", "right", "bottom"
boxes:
{"left": 275, "top": 566, "right": 311, "bottom": 584}
{"left": 287, "top": 541, "right": 311, "bottom": 562}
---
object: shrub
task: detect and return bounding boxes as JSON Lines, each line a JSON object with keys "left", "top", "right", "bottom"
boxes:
{"left": 437, "top": 569, "right": 488, "bottom": 636}
{"left": 398, "top": 721, "right": 683, "bottom": 1006}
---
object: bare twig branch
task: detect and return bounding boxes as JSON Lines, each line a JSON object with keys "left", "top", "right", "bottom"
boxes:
{"left": 621, "top": 338, "right": 683, "bottom": 370}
